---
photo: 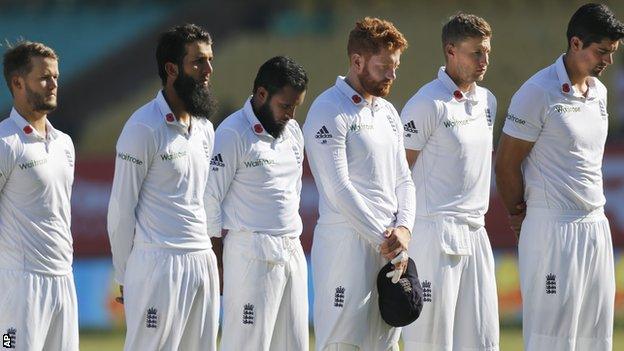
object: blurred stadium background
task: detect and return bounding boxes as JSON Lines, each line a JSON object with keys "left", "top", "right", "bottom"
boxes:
{"left": 1, "top": 0, "right": 624, "bottom": 349}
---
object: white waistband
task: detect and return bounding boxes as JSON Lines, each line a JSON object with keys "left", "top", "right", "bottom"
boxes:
{"left": 132, "top": 242, "right": 212, "bottom": 253}
{"left": 526, "top": 207, "right": 605, "bottom": 222}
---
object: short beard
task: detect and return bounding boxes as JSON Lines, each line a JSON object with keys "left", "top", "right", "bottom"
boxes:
{"left": 25, "top": 85, "right": 56, "bottom": 112}
{"left": 590, "top": 66, "right": 605, "bottom": 77}
{"left": 173, "top": 71, "right": 217, "bottom": 119}
{"left": 359, "top": 68, "right": 392, "bottom": 97}
{"left": 255, "top": 98, "right": 286, "bottom": 138}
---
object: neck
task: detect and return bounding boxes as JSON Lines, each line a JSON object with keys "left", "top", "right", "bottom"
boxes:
{"left": 345, "top": 70, "right": 373, "bottom": 103}
{"left": 444, "top": 65, "right": 472, "bottom": 92}
{"left": 563, "top": 53, "right": 588, "bottom": 87}
{"left": 14, "top": 100, "right": 48, "bottom": 136}
{"left": 163, "top": 85, "right": 191, "bottom": 125}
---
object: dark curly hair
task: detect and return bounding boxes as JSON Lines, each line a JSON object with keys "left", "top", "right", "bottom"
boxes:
{"left": 253, "top": 56, "right": 308, "bottom": 96}
{"left": 156, "top": 23, "right": 212, "bottom": 85}
{"left": 567, "top": 3, "right": 624, "bottom": 49}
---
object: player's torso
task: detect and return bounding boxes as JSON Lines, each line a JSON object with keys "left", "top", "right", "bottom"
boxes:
{"left": 417, "top": 95, "right": 493, "bottom": 213}
{"left": 233, "top": 127, "right": 303, "bottom": 202}
{"left": 539, "top": 95, "right": 608, "bottom": 158}
{"left": 429, "top": 97, "right": 493, "bottom": 159}
{"left": 3, "top": 136, "right": 74, "bottom": 212}
{"left": 144, "top": 124, "right": 211, "bottom": 202}
{"left": 525, "top": 91, "right": 607, "bottom": 209}
{"left": 0, "top": 132, "right": 74, "bottom": 274}
{"left": 345, "top": 103, "right": 401, "bottom": 188}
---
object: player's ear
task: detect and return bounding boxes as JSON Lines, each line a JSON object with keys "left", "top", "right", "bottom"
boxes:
{"left": 351, "top": 53, "right": 365, "bottom": 74}
{"left": 10, "top": 75, "right": 22, "bottom": 93}
{"left": 165, "top": 62, "right": 179, "bottom": 81}
{"left": 255, "top": 86, "right": 269, "bottom": 105}
{"left": 569, "top": 36, "right": 583, "bottom": 52}
{"left": 445, "top": 43, "right": 455, "bottom": 59}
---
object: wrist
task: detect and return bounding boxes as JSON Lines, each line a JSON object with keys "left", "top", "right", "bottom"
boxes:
{"left": 397, "top": 225, "right": 411, "bottom": 237}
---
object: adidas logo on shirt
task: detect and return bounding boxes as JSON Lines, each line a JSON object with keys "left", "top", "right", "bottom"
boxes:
{"left": 315, "top": 126, "right": 332, "bottom": 138}
{"left": 315, "top": 125, "right": 332, "bottom": 144}
{"left": 404, "top": 120, "right": 418, "bottom": 135}
{"left": 210, "top": 153, "right": 225, "bottom": 167}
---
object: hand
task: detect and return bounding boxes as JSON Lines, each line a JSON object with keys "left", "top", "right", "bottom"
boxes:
{"left": 115, "top": 285, "right": 124, "bottom": 304}
{"left": 385, "top": 251, "right": 409, "bottom": 283}
{"left": 509, "top": 202, "right": 526, "bottom": 240}
{"left": 380, "top": 226, "right": 411, "bottom": 260}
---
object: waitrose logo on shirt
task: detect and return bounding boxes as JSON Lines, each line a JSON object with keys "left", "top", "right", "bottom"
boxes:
{"left": 117, "top": 152, "right": 143, "bottom": 165}
{"left": 160, "top": 151, "right": 187, "bottom": 161}
{"left": 349, "top": 123, "right": 374, "bottom": 132}
{"left": 19, "top": 158, "right": 47, "bottom": 170}
{"left": 244, "top": 158, "right": 277, "bottom": 168}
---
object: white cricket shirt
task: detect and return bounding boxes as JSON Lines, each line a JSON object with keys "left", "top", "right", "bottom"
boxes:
{"left": 303, "top": 76, "right": 416, "bottom": 246}
{"left": 107, "top": 91, "right": 215, "bottom": 283}
{"left": 0, "top": 108, "right": 75, "bottom": 275}
{"left": 503, "top": 55, "right": 608, "bottom": 211}
{"left": 401, "top": 67, "right": 496, "bottom": 227}
{"left": 204, "top": 98, "right": 303, "bottom": 237}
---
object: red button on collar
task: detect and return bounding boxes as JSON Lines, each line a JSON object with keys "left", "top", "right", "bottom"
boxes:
{"left": 254, "top": 123, "right": 264, "bottom": 133}
{"left": 166, "top": 113, "right": 175, "bottom": 122}
{"left": 562, "top": 83, "right": 570, "bottom": 93}
{"left": 453, "top": 90, "right": 463, "bottom": 100}
{"left": 351, "top": 95, "right": 362, "bottom": 104}
{"left": 23, "top": 125, "right": 33, "bottom": 134}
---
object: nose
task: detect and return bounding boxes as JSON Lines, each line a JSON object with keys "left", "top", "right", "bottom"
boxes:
{"left": 386, "top": 68, "right": 397, "bottom": 81}
{"left": 204, "top": 61, "right": 213, "bottom": 76}
{"left": 49, "top": 77, "right": 58, "bottom": 90}
{"left": 286, "top": 107, "right": 296, "bottom": 119}
{"left": 604, "top": 53, "right": 613, "bottom": 65}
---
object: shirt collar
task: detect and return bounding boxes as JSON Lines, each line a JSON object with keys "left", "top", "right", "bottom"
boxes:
{"left": 155, "top": 90, "right": 192, "bottom": 132}
{"left": 10, "top": 107, "right": 59, "bottom": 141}
{"left": 243, "top": 97, "right": 289, "bottom": 141}
{"left": 334, "top": 76, "right": 382, "bottom": 111}
{"left": 555, "top": 54, "right": 598, "bottom": 100}
{"left": 437, "top": 67, "right": 478, "bottom": 104}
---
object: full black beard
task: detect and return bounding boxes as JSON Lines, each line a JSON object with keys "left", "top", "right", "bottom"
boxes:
{"left": 173, "top": 71, "right": 217, "bottom": 119}
{"left": 255, "top": 99, "right": 286, "bottom": 138}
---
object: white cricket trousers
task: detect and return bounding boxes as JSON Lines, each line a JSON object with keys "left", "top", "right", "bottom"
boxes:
{"left": 0, "top": 270, "right": 78, "bottom": 350}
{"left": 220, "top": 231, "right": 309, "bottom": 351}
{"left": 312, "top": 223, "right": 400, "bottom": 351}
{"left": 122, "top": 247, "right": 219, "bottom": 351}
{"left": 401, "top": 216, "right": 499, "bottom": 351}
{"left": 519, "top": 207, "right": 614, "bottom": 351}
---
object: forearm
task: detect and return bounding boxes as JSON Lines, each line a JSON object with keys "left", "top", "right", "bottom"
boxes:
{"left": 496, "top": 168, "right": 525, "bottom": 215}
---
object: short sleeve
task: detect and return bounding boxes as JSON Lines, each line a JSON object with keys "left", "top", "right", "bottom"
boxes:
{"left": 503, "top": 82, "right": 547, "bottom": 142}
{"left": 400, "top": 94, "right": 440, "bottom": 150}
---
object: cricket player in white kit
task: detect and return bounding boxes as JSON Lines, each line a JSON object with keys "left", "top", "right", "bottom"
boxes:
{"left": 400, "top": 14, "right": 499, "bottom": 351}
{"left": 205, "top": 56, "right": 309, "bottom": 351}
{"left": 107, "top": 24, "right": 219, "bottom": 351}
{"left": 495, "top": 4, "right": 624, "bottom": 351}
{"left": 304, "top": 17, "right": 415, "bottom": 351}
{"left": 0, "top": 42, "right": 78, "bottom": 351}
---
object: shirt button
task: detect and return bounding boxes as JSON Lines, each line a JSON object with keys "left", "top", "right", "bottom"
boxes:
{"left": 166, "top": 113, "right": 175, "bottom": 122}
{"left": 23, "top": 125, "right": 33, "bottom": 134}
{"left": 453, "top": 90, "right": 463, "bottom": 100}
{"left": 254, "top": 123, "right": 264, "bottom": 133}
{"left": 351, "top": 95, "right": 362, "bottom": 104}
